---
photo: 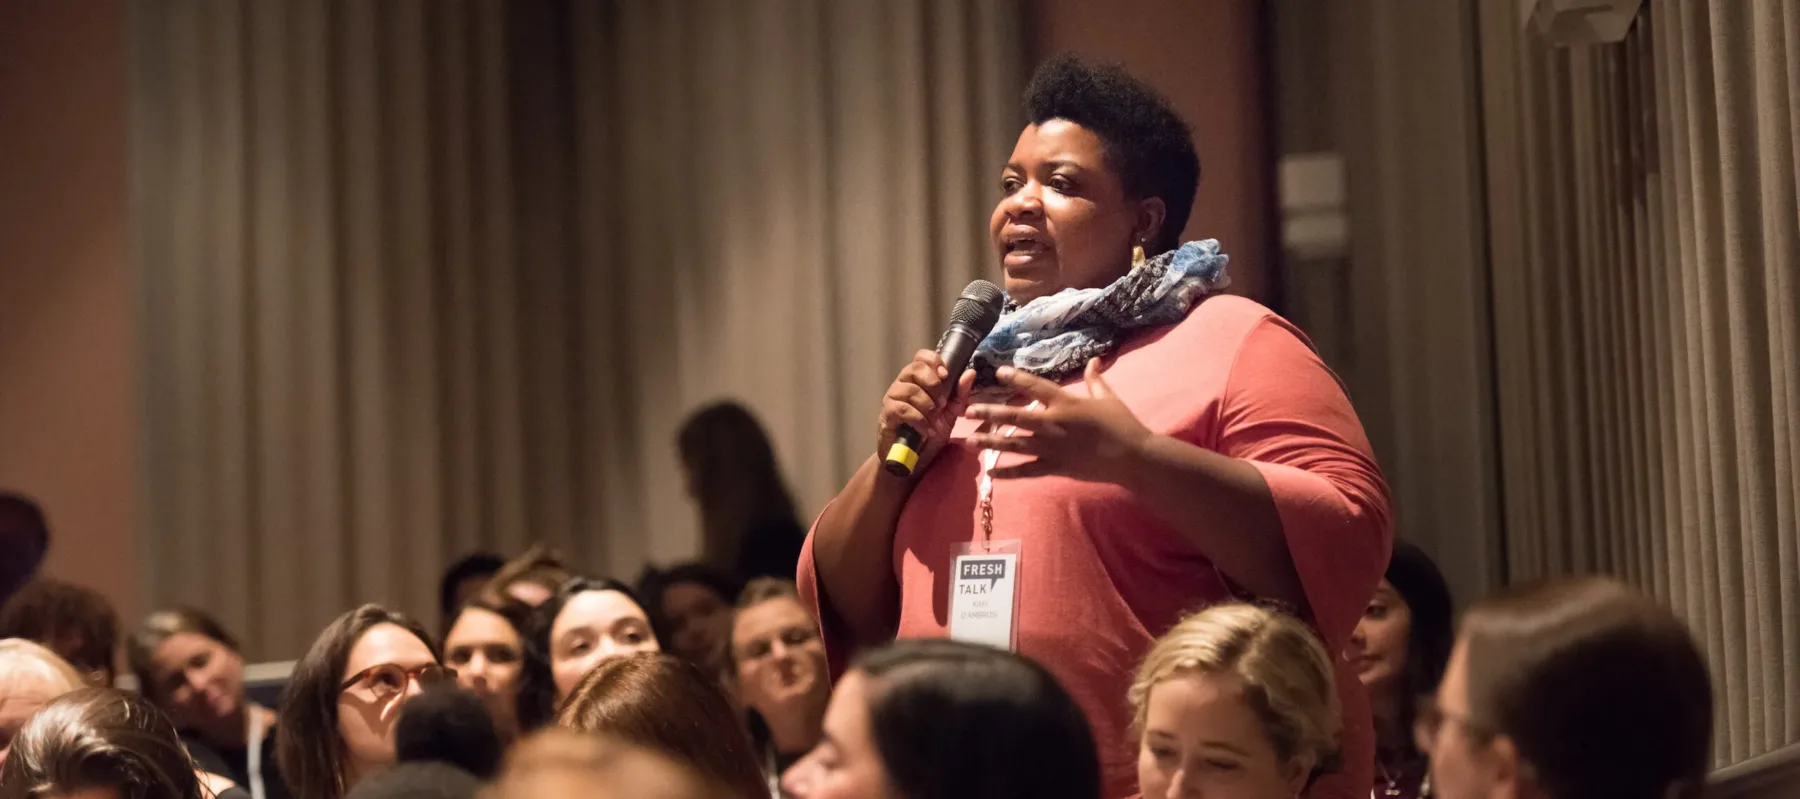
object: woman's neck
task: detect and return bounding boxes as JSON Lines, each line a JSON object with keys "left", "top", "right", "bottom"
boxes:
{"left": 764, "top": 706, "right": 823, "bottom": 755}
{"left": 194, "top": 703, "right": 255, "bottom": 748}
{"left": 1368, "top": 681, "right": 1411, "bottom": 755}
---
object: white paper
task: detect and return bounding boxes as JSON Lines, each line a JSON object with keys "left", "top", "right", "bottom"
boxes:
{"left": 948, "top": 552, "right": 1019, "bottom": 650}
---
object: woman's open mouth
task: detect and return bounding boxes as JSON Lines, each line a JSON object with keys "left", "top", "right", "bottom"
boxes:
{"left": 1002, "top": 227, "right": 1052, "bottom": 268}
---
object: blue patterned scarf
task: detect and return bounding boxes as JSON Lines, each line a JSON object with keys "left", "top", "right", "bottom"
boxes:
{"left": 972, "top": 239, "right": 1231, "bottom": 388}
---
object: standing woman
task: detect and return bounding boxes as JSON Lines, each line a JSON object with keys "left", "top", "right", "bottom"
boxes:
{"left": 127, "top": 607, "right": 287, "bottom": 799}
{"left": 1347, "top": 541, "right": 1454, "bottom": 799}
{"left": 677, "top": 402, "right": 807, "bottom": 580}
{"left": 800, "top": 54, "right": 1390, "bottom": 799}
{"left": 277, "top": 605, "right": 452, "bottom": 799}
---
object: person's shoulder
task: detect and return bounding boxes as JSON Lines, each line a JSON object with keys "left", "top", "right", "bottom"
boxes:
{"left": 1155, "top": 294, "right": 1291, "bottom": 355}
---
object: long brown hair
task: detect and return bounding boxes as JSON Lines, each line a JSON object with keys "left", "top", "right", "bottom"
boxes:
{"left": 1460, "top": 577, "right": 1712, "bottom": 799}
{"left": 276, "top": 605, "right": 439, "bottom": 799}
{"left": 0, "top": 687, "right": 204, "bottom": 799}
{"left": 676, "top": 402, "right": 800, "bottom": 566}
{"left": 553, "top": 652, "right": 766, "bottom": 798}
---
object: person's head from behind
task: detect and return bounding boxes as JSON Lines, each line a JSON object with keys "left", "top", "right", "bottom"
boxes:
{"left": 0, "top": 639, "right": 85, "bottom": 765}
{"left": 650, "top": 562, "right": 741, "bottom": 667}
{"left": 440, "top": 553, "right": 505, "bottom": 621}
{"left": 125, "top": 607, "right": 248, "bottom": 742}
{"left": 483, "top": 546, "right": 573, "bottom": 609}
{"left": 442, "top": 596, "right": 547, "bottom": 739}
{"left": 0, "top": 687, "right": 203, "bottom": 799}
{"left": 0, "top": 579, "right": 119, "bottom": 688}
{"left": 484, "top": 729, "right": 723, "bottom": 799}
{"left": 728, "top": 579, "right": 828, "bottom": 752}
{"left": 1130, "top": 604, "right": 1341, "bottom": 799}
{"left": 993, "top": 54, "right": 1200, "bottom": 305}
{"left": 278, "top": 605, "right": 449, "bottom": 799}
{"left": 552, "top": 652, "right": 765, "bottom": 799}
{"left": 1349, "top": 540, "right": 1454, "bottom": 739}
{"left": 538, "top": 578, "right": 658, "bottom": 700}
{"left": 675, "top": 402, "right": 799, "bottom": 564}
{"left": 0, "top": 494, "right": 49, "bottom": 606}
{"left": 784, "top": 638, "right": 1099, "bottom": 799}
{"left": 1421, "top": 577, "right": 1712, "bottom": 799}
{"left": 344, "top": 761, "right": 481, "bottom": 799}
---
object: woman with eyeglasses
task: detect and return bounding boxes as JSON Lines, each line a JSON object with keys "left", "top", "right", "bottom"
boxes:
{"left": 725, "top": 579, "right": 829, "bottom": 792}
{"left": 127, "top": 607, "right": 288, "bottom": 799}
{"left": 277, "top": 605, "right": 452, "bottom": 799}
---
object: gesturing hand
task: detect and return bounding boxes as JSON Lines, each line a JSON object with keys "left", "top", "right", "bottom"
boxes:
{"left": 964, "top": 358, "right": 1155, "bottom": 482}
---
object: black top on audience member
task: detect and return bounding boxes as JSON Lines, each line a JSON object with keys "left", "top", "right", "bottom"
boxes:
{"left": 1424, "top": 577, "right": 1712, "bottom": 799}
{"left": 438, "top": 553, "right": 504, "bottom": 621}
{"left": 677, "top": 402, "right": 806, "bottom": 580}
{"left": 0, "top": 577, "right": 119, "bottom": 687}
{"left": 0, "top": 687, "right": 206, "bottom": 799}
{"left": 278, "top": 605, "right": 444, "bottom": 799}
{"left": 783, "top": 638, "right": 1100, "bottom": 799}
{"left": 0, "top": 492, "right": 49, "bottom": 608}
{"left": 126, "top": 606, "right": 286, "bottom": 799}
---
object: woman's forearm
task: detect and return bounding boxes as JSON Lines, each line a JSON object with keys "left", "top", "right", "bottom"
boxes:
{"left": 1116, "top": 434, "right": 1306, "bottom": 608}
{"left": 809, "top": 455, "right": 914, "bottom": 646}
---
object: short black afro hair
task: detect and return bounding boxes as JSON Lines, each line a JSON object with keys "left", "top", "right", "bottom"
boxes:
{"left": 1023, "top": 54, "right": 1200, "bottom": 255}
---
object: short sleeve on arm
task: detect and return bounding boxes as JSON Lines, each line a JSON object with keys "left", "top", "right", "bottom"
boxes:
{"left": 1217, "top": 316, "right": 1392, "bottom": 647}
{"left": 796, "top": 507, "right": 859, "bottom": 680}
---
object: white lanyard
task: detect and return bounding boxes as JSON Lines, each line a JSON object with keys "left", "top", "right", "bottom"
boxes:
{"left": 245, "top": 704, "right": 267, "bottom": 799}
{"left": 976, "top": 401, "right": 1040, "bottom": 540}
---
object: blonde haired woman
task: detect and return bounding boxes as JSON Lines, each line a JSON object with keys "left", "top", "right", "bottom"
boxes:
{"left": 1131, "top": 605, "right": 1341, "bottom": 799}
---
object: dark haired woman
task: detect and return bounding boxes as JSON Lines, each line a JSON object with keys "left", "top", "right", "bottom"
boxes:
{"left": 800, "top": 54, "right": 1389, "bottom": 798}
{"left": 782, "top": 638, "right": 1099, "bottom": 799}
{"left": 641, "top": 561, "right": 743, "bottom": 669}
{"left": 537, "top": 578, "right": 661, "bottom": 701}
{"left": 1419, "top": 578, "right": 1712, "bottom": 799}
{"left": 677, "top": 401, "right": 807, "bottom": 580}
{"left": 1348, "top": 541, "right": 1454, "bottom": 798}
{"left": 0, "top": 687, "right": 228, "bottom": 799}
{"left": 555, "top": 652, "right": 767, "bottom": 799}
{"left": 442, "top": 595, "right": 552, "bottom": 741}
{"left": 276, "top": 605, "right": 452, "bottom": 799}
{"left": 128, "top": 607, "right": 287, "bottom": 798}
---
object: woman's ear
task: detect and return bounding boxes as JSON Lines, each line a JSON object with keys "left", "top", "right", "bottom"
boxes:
{"left": 1133, "top": 197, "right": 1168, "bottom": 248}
{"left": 1281, "top": 753, "right": 1318, "bottom": 797}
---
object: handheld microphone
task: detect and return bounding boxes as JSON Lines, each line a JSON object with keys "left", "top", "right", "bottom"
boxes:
{"left": 395, "top": 686, "right": 503, "bottom": 780}
{"left": 883, "top": 280, "right": 1005, "bottom": 477}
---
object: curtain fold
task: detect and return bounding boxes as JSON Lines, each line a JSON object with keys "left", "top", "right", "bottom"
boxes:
{"left": 1479, "top": 0, "right": 1800, "bottom": 764}
{"left": 131, "top": 0, "right": 1022, "bottom": 658}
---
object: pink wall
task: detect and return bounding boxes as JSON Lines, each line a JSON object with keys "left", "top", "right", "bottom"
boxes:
{"left": 0, "top": 0, "right": 140, "bottom": 631}
{"left": 1025, "top": 0, "right": 1273, "bottom": 300}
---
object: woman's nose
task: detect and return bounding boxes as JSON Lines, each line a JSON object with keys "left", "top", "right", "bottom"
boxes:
{"left": 1002, "top": 182, "right": 1044, "bottom": 218}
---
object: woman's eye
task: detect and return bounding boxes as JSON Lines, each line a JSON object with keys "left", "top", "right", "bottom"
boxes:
{"left": 1048, "top": 176, "right": 1072, "bottom": 191}
{"left": 489, "top": 647, "right": 520, "bottom": 664}
{"left": 373, "top": 672, "right": 402, "bottom": 690}
{"left": 1149, "top": 747, "right": 1177, "bottom": 762}
{"left": 1366, "top": 603, "right": 1389, "bottom": 620}
{"left": 782, "top": 628, "right": 817, "bottom": 647}
{"left": 447, "top": 650, "right": 472, "bottom": 666}
{"left": 192, "top": 651, "right": 211, "bottom": 669}
{"left": 1205, "top": 759, "right": 1241, "bottom": 772}
{"left": 1000, "top": 177, "right": 1022, "bottom": 194}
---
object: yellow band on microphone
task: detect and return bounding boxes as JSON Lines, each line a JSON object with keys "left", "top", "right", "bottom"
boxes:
{"left": 884, "top": 441, "right": 921, "bottom": 474}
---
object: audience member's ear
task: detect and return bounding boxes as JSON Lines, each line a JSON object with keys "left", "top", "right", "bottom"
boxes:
{"left": 1489, "top": 735, "right": 1526, "bottom": 799}
{"left": 1281, "top": 752, "right": 1317, "bottom": 798}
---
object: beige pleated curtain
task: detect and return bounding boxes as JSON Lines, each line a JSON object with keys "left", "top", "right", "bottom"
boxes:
{"left": 130, "top": 0, "right": 1022, "bottom": 659}
{"left": 1478, "top": 0, "right": 1800, "bottom": 764}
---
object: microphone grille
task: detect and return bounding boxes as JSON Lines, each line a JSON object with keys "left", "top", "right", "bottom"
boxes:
{"left": 949, "top": 280, "right": 1004, "bottom": 332}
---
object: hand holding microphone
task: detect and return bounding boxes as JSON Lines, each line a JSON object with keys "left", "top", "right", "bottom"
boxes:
{"left": 879, "top": 280, "right": 1004, "bottom": 477}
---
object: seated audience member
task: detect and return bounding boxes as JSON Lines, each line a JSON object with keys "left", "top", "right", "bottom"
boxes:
{"left": 0, "top": 493, "right": 50, "bottom": 610}
{"left": 676, "top": 401, "right": 808, "bottom": 581}
{"left": 1131, "top": 604, "right": 1342, "bottom": 799}
{"left": 1420, "top": 577, "right": 1712, "bottom": 799}
{"left": 0, "top": 639, "right": 85, "bottom": 765}
{"left": 482, "top": 546, "right": 574, "bottom": 608}
{"left": 0, "top": 578, "right": 120, "bottom": 687}
{"left": 439, "top": 553, "right": 506, "bottom": 621}
{"left": 553, "top": 652, "right": 766, "bottom": 799}
{"left": 277, "top": 605, "right": 451, "bottom": 799}
{"left": 127, "top": 607, "right": 287, "bottom": 799}
{"left": 783, "top": 638, "right": 1100, "bottom": 799}
{"left": 393, "top": 687, "right": 503, "bottom": 780}
{"left": 640, "top": 562, "right": 742, "bottom": 669}
{"left": 485, "top": 729, "right": 723, "bottom": 799}
{"left": 0, "top": 687, "right": 232, "bottom": 799}
{"left": 1349, "top": 541, "right": 1454, "bottom": 799}
{"left": 442, "top": 596, "right": 550, "bottom": 740}
{"left": 344, "top": 762, "right": 480, "bottom": 799}
{"left": 727, "top": 578, "right": 829, "bottom": 786}
{"left": 536, "top": 578, "right": 659, "bottom": 700}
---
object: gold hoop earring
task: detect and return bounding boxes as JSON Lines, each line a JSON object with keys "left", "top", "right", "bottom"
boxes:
{"left": 1132, "top": 243, "right": 1146, "bottom": 267}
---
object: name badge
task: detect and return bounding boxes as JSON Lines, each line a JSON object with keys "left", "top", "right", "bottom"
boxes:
{"left": 948, "top": 541, "right": 1021, "bottom": 650}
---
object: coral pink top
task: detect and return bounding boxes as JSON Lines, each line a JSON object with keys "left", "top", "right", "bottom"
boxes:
{"left": 799, "top": 295, "right": 1391, "bottom": 799}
